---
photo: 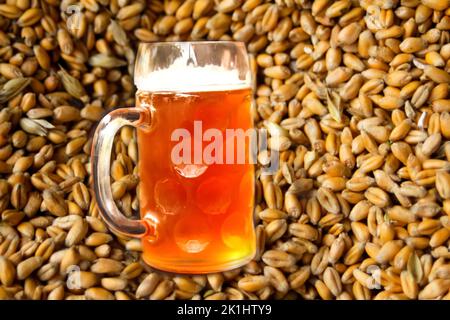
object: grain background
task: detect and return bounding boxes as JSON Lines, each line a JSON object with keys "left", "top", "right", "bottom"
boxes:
{"left": 1, "top": 0, "right": 450, "bottom": 300}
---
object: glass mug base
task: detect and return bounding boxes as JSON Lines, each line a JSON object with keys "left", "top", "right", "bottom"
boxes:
{"left": 141, "top": 249, "right": 256, "bottom": 274}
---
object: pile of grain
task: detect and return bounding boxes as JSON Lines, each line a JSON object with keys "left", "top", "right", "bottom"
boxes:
{"left": 1, "top": 0, "right": 450, "bottom": 300}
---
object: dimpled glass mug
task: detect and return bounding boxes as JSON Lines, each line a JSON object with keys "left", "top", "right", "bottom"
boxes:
{"left": 92, "top": 41, "right": 256, "bottom": 274}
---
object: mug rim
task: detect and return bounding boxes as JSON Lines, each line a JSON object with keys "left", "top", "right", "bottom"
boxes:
{"left": 137, "top": 40, "right": 247, "bottom": 49}
{"left": 134, "top": 40, "right": 252, "bottom": 92}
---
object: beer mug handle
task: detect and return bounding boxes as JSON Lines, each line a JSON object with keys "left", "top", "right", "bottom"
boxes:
{"left": 91, "top": 107, "right": 155, "bottom": 239}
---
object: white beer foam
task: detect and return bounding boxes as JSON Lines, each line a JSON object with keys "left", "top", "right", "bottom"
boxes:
{"left": 135, "top": 64, "right": 250, "bottom": 92}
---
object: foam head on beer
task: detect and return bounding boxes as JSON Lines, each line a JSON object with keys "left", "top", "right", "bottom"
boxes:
{"left": 135, "top": 60, "right": 249, "bottom": 92}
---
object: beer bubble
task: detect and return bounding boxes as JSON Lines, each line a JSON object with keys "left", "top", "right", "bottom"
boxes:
{"left": 174, "top": 163, "right": 208, "bottom": 178}
{"left": 154, "top": 178, "right": 186, "bottom": 214}
{"left": 196, "top": 176, "right": 232, "bottom": 215}
{"left": 174, "top": 213, "right": 211, "bottom": 253}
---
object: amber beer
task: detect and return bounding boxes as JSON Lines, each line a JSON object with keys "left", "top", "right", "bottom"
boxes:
{"left": 136, "top": 87, "right": 255, "bottom": 273}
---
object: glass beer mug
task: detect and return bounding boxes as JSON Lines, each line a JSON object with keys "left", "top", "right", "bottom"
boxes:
{"left": 92, "top": 42, "right": 256, "bottom": 274}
